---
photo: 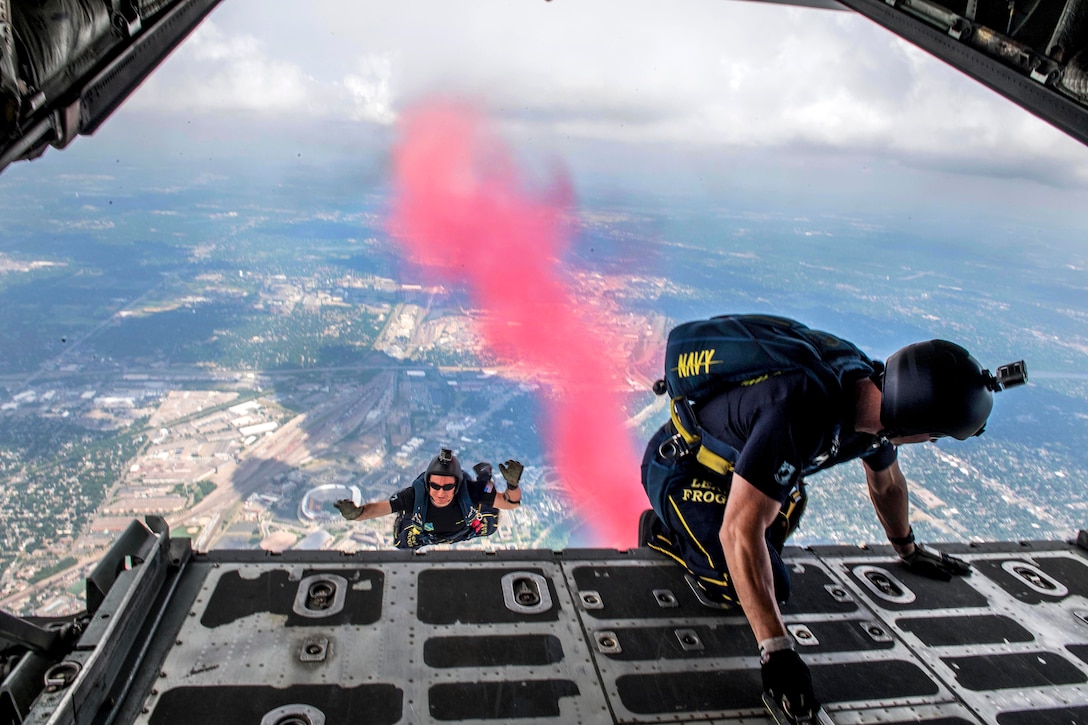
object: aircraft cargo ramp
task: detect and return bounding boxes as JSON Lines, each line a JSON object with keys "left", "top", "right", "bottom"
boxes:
{"left": 11, "top": 518, "right": 1088, "bottom": 724}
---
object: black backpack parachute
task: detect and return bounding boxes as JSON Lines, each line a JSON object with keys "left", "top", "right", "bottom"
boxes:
{"left": 655, "top": 314, "right": 876, "bottom": 475}
{"left": 662, "top": 314, "right": 876, "bottom": 401}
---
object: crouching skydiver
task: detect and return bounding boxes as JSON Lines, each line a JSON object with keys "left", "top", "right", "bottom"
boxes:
{"left": 335, "top": 448, "right": 523, "bottom": 549}
{"left": 639, "top": 314, "right": 1028, "bottom": 724}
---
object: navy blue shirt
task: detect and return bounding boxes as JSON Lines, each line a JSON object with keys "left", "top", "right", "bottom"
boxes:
{"left": 696, "top": 370, "right": 896, "bottom": 502}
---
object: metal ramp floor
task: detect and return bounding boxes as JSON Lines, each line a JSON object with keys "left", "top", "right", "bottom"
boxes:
{"left": 20, "top": 525, "right": 1088, "bottom": 724}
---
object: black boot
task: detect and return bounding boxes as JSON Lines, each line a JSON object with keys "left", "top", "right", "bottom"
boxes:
{"left": 638, "top": 509, "right": 662, "bottom": 547}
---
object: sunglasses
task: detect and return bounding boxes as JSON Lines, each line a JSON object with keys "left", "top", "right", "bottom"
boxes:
{"left": 428, "top": 482, "right": 457, "bottom": 491}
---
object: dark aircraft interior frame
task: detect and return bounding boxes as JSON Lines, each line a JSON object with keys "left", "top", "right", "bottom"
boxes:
{"left": 837, "top": 0, "right": 1088, "bottom": 148}
{"left": 3, "top": 1, "right": 1088, "bottom": 724}
{"left": 0, "top": 0, "right": 224, "bottom": 172}
{"left": 2, "top": 0, "right": 1088, "bottom": 173}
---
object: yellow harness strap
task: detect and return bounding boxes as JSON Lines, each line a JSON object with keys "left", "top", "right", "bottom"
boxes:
{"left": 669, "top": 397, "right": 735, "bottom": 476}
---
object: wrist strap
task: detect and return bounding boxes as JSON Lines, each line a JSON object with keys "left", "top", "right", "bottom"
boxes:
{"left": 889, "top": 526, "right": 915, "bottom": 547}
{"left": 759, "top": 635, "right": 795, "bottom": 664}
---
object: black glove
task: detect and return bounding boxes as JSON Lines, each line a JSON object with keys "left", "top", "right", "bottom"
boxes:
{"left": 900, "top": 543, "right": 972, "bottom": 581}
{"left": 473, "top": 462, "right": 493, "bottom": 483}
{"left": 499, "top": 459, "right": 523, "bottom": 489}
{"left": 334, "top": 499, "right": 364, "bottom": 520}
{"left": 761, "top": 649, "right": 820, "bottom": 723}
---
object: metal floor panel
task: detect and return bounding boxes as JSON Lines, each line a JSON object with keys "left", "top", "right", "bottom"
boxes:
{"left": 36, "top": 541, "right": 1088, "bottom": 724}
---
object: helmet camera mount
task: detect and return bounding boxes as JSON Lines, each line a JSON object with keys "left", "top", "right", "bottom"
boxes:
{"left": 985, "top": 360, "right": 1028, "bottom": 391}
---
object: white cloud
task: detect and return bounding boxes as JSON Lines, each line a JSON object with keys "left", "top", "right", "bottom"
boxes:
{"left": 124, "top": 0, "right": 1088, "bottom": 184}
{"left": 134, "top": 22, "right": 326, "bottom": 115}
{"left": 342, "top": 54, "right": 396, "bottom": 124}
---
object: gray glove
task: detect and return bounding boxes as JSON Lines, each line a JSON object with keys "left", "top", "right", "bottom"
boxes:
{"left": 473, "top": 462, "right": 493, "bottom": 483}
{"left": 761, "top": 649, "right": 820, "bottom": 724}
{"left": 901, "top": 543, "right": 972, "bottom": 581}
{"left": 334, "top": 499, "right": 364, "bottom": 520}
{"left": 499, "top": 459, "right": 523, "bottom": 489}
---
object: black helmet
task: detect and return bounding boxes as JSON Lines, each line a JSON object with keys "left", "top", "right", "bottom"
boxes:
{"left": 880, "top": 340, "right": 993, "bottom": 440}
{"left": 426, "top": 448, "right": 463, "bottom": 482}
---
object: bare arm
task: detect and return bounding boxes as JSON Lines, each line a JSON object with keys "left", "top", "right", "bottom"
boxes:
{"left": 720, "top": 474, "right": 789, "bottom": 643}
{"left": 358, "top": 500, "right": 393, "bottom": 520}
{"left": 863, "top": 458, "right": 916, "bottom": 557}
{"left": 492, "top": 488, "right": 521, "bottom": 510}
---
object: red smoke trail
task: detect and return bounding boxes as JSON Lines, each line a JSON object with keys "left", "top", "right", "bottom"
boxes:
{"left": 387, "top": 100, "right": 643, "bottom": 547}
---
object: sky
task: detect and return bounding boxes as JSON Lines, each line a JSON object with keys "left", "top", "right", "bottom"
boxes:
{"left": 111, "top": 0, "right": 1088, "bottom": 196}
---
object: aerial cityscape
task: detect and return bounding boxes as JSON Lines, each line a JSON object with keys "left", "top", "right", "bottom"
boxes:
{"left": 1, "top": 157, "right": 1086, "bottom": 620}
{"left": 0, "top": 189, "right": 675, "bottom": 616}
